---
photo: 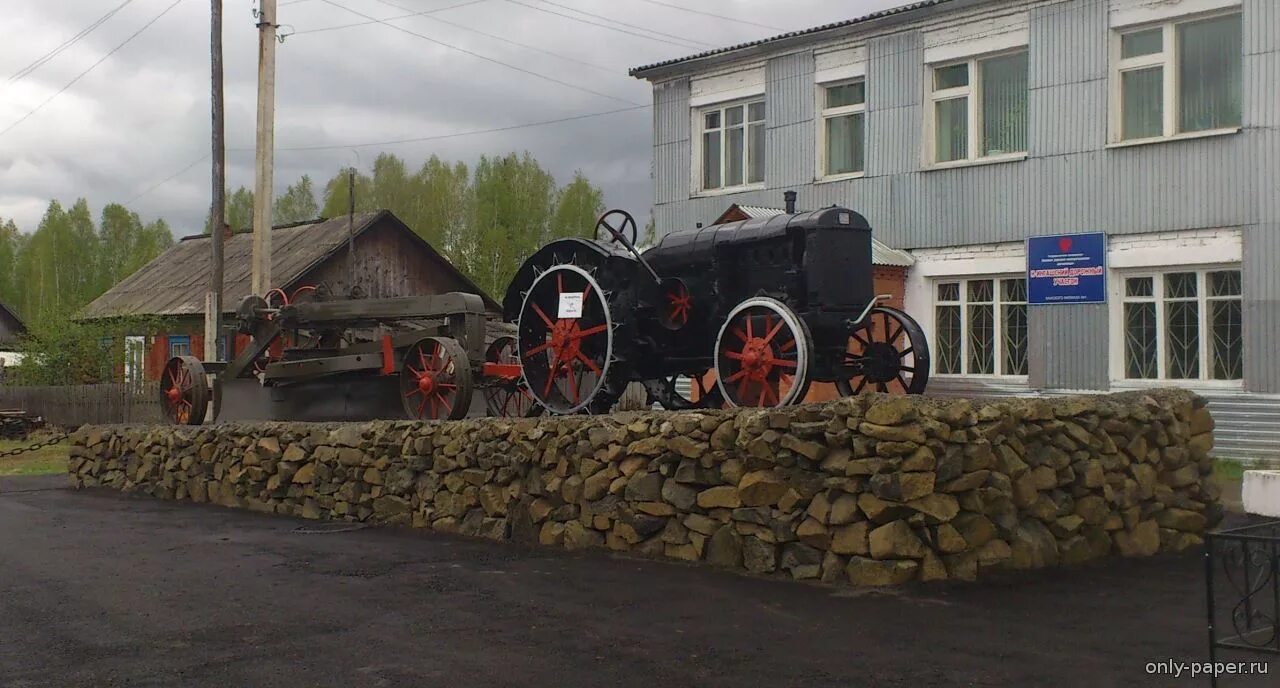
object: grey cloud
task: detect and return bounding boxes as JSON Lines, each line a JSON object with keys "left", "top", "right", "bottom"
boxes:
{"left": 0, "top": 0, "right": 903, "bottom": 236}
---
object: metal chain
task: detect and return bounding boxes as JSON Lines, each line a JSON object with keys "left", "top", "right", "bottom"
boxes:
{"left": 0, "top": 433, "right": 70, "bottom": 459}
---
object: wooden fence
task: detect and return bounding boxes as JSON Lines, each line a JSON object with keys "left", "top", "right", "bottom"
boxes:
{"left": 0, "top": 383, "right": 163, "bottom": 427}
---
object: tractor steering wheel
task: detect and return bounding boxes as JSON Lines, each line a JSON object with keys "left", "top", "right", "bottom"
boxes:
{"left": 595, "top": 209, "right": 638, "bottom": 248}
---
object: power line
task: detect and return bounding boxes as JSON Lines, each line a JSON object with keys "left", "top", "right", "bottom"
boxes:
{"left": 274, "top": 103, "right": 649, "bottom": 150}
{"left": 127, "top": 153, "right": 209, "bottom": 204}
{"left": 130, "top": 105, "right": 650, "bottom": 202}
{"left": 366, "top": 0, "right": 621, "bottom": 75}
{"left": 532, "top": 0, "right": 714, "bottom": 47}
{"left": 292, "top": 0, "right": 487, "bottom": 35}
{"left": 501, "top": 0, "right": 703, "bottom": 50}
{"left": 629, "top": 0, "right": 785, "bottom": 32}
{"left": 8, "top": 0, "right": 138, "bottom": 83}
{"left": 0, "top": 0, "right": 186, "bottom": 138}
{"left": 318, "top": 0, "right": 641, "bottom": 105}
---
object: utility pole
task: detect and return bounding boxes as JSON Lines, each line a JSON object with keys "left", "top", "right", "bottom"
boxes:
{"left": 205, "top": 0, "right": 225, "bottom": 365}
{"left": 251, "top": 0, "right": 277, "bottom": 295}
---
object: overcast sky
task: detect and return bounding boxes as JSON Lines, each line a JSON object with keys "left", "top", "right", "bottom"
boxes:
{"left": 0, "top": 0, "right": 904, "bottom": 236}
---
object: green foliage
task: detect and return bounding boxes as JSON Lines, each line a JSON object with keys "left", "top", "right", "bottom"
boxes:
{"left": 0, "top": 199, "right": 174, "bottom": 338}
{"left": 274, "top": 175, "right": 319, "bottom": 225}
{"left": 317, "top": 151, "right": 604, "bottom": 300}
{"left": 7, "top": 312, "right": 171, "bottom": 386}
{"left": 0, "top": 219, "right": 20, "bottom": 308}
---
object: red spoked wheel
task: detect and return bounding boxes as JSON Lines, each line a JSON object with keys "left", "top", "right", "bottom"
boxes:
{"left": 517, "top": 264, "right": 614, "bottom": 414}
{"left": 714, "top": 297, "right": 812, "bottom": 408}
{"left": 658, "top": 277, "right": 692, "bottom": 330}
{"left": 159, "top": 356, "right": 210, "bottom": 425}
{"left": 400, "top": 337, "right": 472, "bottom": 421}
{"left": 483, "top": 336, "right": 541, "bottom": 418}
{"left": 836, "top": 306, "right": 931, "bottom": 395}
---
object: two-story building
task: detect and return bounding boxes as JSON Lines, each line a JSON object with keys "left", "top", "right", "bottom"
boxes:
{"left": 631, "top": 0, "right": 1278, "bottom": 461}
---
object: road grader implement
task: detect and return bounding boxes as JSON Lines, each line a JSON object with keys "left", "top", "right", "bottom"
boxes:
{"left": 161, "top": 195, "right": 929, "bottom": 424}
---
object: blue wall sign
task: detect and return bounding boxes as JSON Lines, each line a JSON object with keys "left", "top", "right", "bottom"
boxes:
{"left": 1026, "top": 232, "right": 1107, "bottom": 305}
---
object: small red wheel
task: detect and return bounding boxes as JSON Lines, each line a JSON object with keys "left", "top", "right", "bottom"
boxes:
{"left": 483, "top": 336, "right": 541, "bottom": 418}
{"left": 713, "top": 297, "right": 812, "bottom": 408}
{"left": 400, "top": 337, "right": 473, "bottom": 421}
{"left": 160, "top": 356, "right": 210, "bottom": 425}
{"left": 658, "top": 278, "right": 692, "bottom": 330}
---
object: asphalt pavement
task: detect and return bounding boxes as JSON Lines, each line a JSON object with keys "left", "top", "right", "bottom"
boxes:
{"left": 0, "top": 475, "right": 1270, "bottom": 687}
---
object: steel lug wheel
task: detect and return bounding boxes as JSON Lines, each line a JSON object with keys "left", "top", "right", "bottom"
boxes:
{"left": 836, "top": 306, "right": 931, "bottom": 396}
{"left": 714, "top": 297, "right": 812, "bottom": 408}
{"left": 517, "top": 264, "right": 615, "bottom": 415}
{"left": 400, "top": 337, "right": 473, "bottom": 421}
{"left": 160, "top": 356, "right": 211, "bottom": 425}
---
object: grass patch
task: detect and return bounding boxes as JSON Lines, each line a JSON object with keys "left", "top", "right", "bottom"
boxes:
{"left": 1213, "top": 458, "right": 1248, "bottom": 483}
{"left": 0, "top": 433, "right": 69, "bottom": 477}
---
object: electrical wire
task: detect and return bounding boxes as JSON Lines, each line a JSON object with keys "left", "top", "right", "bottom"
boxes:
{"left": 0, "top": 0, "right": 186, "bottom": 138}
{"left": 128, "top": 105, "right": 651, "bottom": 201}
{"left": 501, "top": 0, "right": 703, "bottom": 50}
{"left": 275, "top": 103, "right": 649, "bottom": 150}
{"left": 7, "top": 0, "right": 138, "bottom": 83}
{"left": 318, "top": 0, "right": 642, "bottom": 105}
{"left": 127, "top": 153, "right": 209, "bottom": 204}
{"left": 531, "top": 0, "right": 713, "bottom": 47}
{"left": 629, "top": 0, "right": 785, "bottom": 32}
{"left": 364, "top": 0, "right": 621, "bottom": 75}
{"left": 292, "top": 0, "right": 487, "bottom": 35}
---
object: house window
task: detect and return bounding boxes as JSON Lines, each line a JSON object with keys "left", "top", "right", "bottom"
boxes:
{"left": 1120, "top": 268, "right": 1242, "bottom": 381}
{"left": 125, "top": 336, "right": 146, "bottom": 386}
{"left": 935, "top": 277, "right": 1028, "bottom": 376}
{"left": 819, "top": 80, "right": 865, "bottom": 177}
{"left": 928, "top": 50, "right": 1028, "bottom": 164}
{"left": 700, "top": 100, "right": 765, "bottom": 191}
{"left": 168, "top": 335, "right": 191, "bottom": 359}
{"left": 1112, "top": 13, "right": 1242, "bottom": 142}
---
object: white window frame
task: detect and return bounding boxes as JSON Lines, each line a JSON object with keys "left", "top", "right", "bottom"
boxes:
{"left": 1107, "top": 9, "right": 1244, "bottom": 146}
{"left": 816, "top": 78, "right": 867, "bottom": 181}
{"left": 1108, "top": 265, "right": 1244, "bottom": 388}
{"left": 691, "top": 98, "right": 765, "bottom": 196}
{"left": 932, "top": 274, "right": 1029, "bottom": 378}
{"left": 924, "top": 48, "right": 1029, "bottom": 169}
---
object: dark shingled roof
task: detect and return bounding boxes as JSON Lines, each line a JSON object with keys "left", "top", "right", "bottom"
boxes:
{"left": 78, "top": 211, "right": 498, "bottom": 320}
{"left": 629, "top": 0, "right": 955, "bottom": 78}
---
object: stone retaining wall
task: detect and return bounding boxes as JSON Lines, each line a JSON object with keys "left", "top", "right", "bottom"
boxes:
{"left": 69, "top": 390, "right": 1221, "bottom": 586}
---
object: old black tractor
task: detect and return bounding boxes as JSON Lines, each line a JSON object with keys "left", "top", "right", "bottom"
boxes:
{"left": 503, "top": 196, "right": 931, "bottom": 415}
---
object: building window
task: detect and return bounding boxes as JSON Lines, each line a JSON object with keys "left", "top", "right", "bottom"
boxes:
{"left": 935, "top": 277, "right": 1028, "bottom": 376}
{"left": 125, "top": 336, "right": 146, "bottom": 386}
{"left": 168, "top": 335, "right": 191, "bottom": 359}
{"left": 928, "top": 51, "right": 1028, "bottom": 164}
{"left": 1112, "top": 13, "right": 1242, "bottom": 142}
{"left": 700, "top": 99, "right": 765, "bottom": 191}
{"left": 819, "top": 80, "right": 865, "bottom": 177}
{"left": 1120, "top": 268, "right": 1242, "bottom": 381}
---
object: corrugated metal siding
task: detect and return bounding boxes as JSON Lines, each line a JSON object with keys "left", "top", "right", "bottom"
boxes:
{"left": 654, "top": 78, "right": 690, "bottom": 145}
{"left": 1244, "top": 0, "right": 1278, "bottom": 56}
{"left": 653, "top": 78, "right": 692, "bottom": 205}
{"left": 1028, "top": 0, "right": 1104, "bottom": 89}
{"left": 867, "top": 32, "right": 923, "bottom": 177}
{"left": 765, "top": 52, "right": 816, "bottom": 189}
{"left": 1243, "top": 223, "right": 1280, "bottom": 393}
{"left": 1028, "top": 303, "right": 1109, "bottom": 390}
{"left": 1201, "top": 389, "right": 1280, "bottom": 461}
